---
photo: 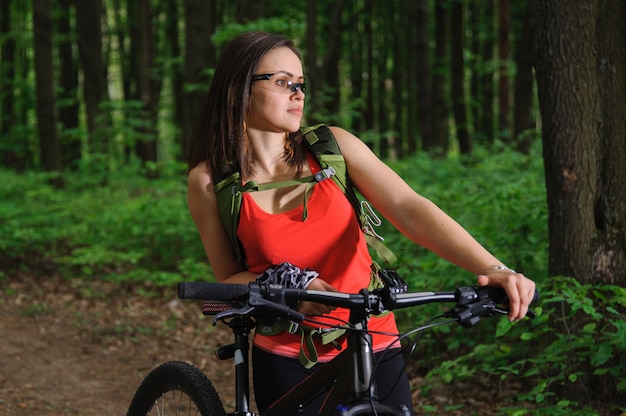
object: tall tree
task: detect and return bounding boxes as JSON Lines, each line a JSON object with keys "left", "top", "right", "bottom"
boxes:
{"left": 112, "top": 0, "right": 132, "bottom": 102}
{"left": 469, "top": 0, "right": 480, "bottom": 138}
{"left": 75, "top": 0, "right": 108, "bottom": 153}
{"left": 33, "top": 0, "right": 62, "bottom": 184}
{"left": 532, "top": 0, "right": 626, "bottom": 287}
{"left": 450, "top": 0, "right": 471, "bottom": 154}
{"left": 133, "top": 0, "right": 158, "bottom": 164}
{"left": 57, "top": 0, "right": 80, "bottom": 169}
{"left": 1, "top": 0, "right": 17, "bottom": 168}
{"left": 413, "top": 0, "right": 430, "bottom": 154}
{"left": 182, "top": 0, "right": 216, "bottom": 163}
{"left": 164, "top": 0, "right": 184, "bottom": 140}
{"left": 391, "top": 0, "right": 409, "bottom": 158}
{"left": 479, "top": 0, "right": 495, "bottom": 143}
{"left": 426, "top": 0, "right": 448, "bottom": 153}
{"left": 497, "top": 0, "right": 511, "bottom": 140}
{"left": 234, "top": 0, "right": 264, "bottom": 21}
{"left": 363, "top": 0, "right": 374, "bottom": 132}
{"left": 305, "top": 0, "right": 321, "bottom": 124}
{"left": 512, "top": 2, "right": 535, "bottom": 154}
{"left": 322, "top": 0, "right": 344, "bottom": 120}
{"left": 376, "top": 1, "right": 392, "bottom": 158}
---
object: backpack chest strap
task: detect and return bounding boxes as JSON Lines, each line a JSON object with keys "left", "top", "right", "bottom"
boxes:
{"left": 232, "top": 166, "right": 337, "bottom": 221}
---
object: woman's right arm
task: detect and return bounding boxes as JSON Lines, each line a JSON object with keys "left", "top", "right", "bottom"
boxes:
{"left": 187, "top": 163, "right": 257, "bottom": 284}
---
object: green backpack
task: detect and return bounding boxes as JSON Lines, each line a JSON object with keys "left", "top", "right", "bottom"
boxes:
{"left": 213, "top": 124, "right": 396, "bottom": 268}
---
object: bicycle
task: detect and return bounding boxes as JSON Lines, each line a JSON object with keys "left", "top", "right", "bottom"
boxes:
{"left": 127, "top": 271, "right": 538, "bottom": 416}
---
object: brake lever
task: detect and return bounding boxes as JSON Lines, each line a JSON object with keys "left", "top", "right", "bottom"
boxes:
{"left": 213, "top": 305, "right": 256, "bottom": 324}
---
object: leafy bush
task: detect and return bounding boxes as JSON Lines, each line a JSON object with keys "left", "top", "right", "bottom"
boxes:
{"left": 425, "top": 276, "right": 626, "bottom": 415}
{"left": 0, "top": 165, "right": 211, "bottom": 284}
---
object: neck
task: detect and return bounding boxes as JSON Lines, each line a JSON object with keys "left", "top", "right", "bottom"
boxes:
{"left": 246, "top": 129, "right": 290, "bottom": 178}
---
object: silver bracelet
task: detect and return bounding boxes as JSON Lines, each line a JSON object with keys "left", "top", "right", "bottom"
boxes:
{"left": 484, "top": 264, "right": 516, "bottom": 274}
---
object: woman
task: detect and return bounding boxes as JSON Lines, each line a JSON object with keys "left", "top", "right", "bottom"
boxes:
{"left": 187, "top": 32, "right": 535, "bottom": 415}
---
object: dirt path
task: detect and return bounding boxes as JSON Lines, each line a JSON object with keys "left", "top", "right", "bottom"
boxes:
{"left": 0, "top": 273, "right": 240, "bottom": 415}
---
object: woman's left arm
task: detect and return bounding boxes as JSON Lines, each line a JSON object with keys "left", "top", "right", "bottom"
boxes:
{"left": 330, "top": 126, "right": 535, "bottom": 321}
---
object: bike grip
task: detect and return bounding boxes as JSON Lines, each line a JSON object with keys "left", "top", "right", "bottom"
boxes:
{"left": 178, "top": 282, "right": 250, "bottom": 301}
{"left": 532, "top": 289, "right": 540, "bottom": 304}
{"left": 479, "top": 286, "right": 540, "bottom": 304}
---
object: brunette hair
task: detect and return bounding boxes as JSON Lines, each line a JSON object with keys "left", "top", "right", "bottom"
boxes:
{"left": 188, "top": 32, "right": 305, "bottom": 178}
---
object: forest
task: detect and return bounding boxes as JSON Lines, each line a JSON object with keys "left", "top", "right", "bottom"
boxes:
{"left": 1, "top": 0, "right": 625, "bottom": 415}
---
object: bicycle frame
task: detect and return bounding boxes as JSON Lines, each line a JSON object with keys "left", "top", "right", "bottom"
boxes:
{"left": 223, "top": 304, "right": 411, "bottom": 416}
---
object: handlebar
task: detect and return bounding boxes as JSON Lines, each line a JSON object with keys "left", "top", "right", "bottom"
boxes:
{"left": 178, "top": 281, "right": 539, "bottom": 328}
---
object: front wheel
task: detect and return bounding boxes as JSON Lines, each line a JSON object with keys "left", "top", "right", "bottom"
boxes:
{"left": 127, "top": 360, "right": 226, "bottom": 416}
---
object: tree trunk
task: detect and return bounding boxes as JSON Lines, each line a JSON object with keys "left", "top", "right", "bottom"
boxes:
{"left": 480, "top": 0, "right": 495, "bottom": 144}
{"left": 182, "top": 0, "right": 216, "bottom": 162}
{"left": 532, "top": 0, "right": 626, "bottom": 285}
{"left": 305, "top": 0, "right": 319, "bottom": 124}
{"left": 346, "top": 1, "right": 363, "bottom": 132}
{"left": 513, "top": 2, "right": 535, "bottom": 154}
{"left": 363, "top": 0, "right": 374, "bottom": 134}
{"left": 391, "top": 0, "right": 408, "bottom": 158}
{"left": 164, "top": 0, "right": 184, "bottom": 143}
{"left": 1, "top": 0, "right": 18, "bottom": 168}
{"left": 469, "top": 0, "right": 480, "bottom": 140}
{"left": 134, "top": 0, "right": 158, "bottom": 165}
{"left": 323, "top": 0, "right": 344, "bottom": 120}
{"left": 426, "top": 0, "right": 448, "bottom": 153}
{"left": 235, "top": 0, "right": 263, "bottom": 22}
{"left": 498, "top": 0, "right": 511, "bottom": 141}
{"left": 33, "top": 0, "right": 63, "bottom": 185}
{"left": 75, "top": 0, "right": 108, "bottom": 152}
{"left": 450, "top": 0, "right": 471, "bottom": 154}
{"left": 112, "top": 0, "right": 132, "bottom": 101}
{"left": 376, "top": 6, "right": 390, "bottom": 158}
{"left": 413, "top": 0, "right": 430, "bottom": 155}
{"left": 57, "top": 0, "right": 81, "bottom": 170}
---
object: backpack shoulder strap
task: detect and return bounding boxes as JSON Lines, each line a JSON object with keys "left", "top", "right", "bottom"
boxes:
{"left": 301, "top": 124, "right": 397, "bottom": 266}
{"left": 301, "top": 124, "right": 362, "bottom": 222}
{"left": 213, "top": 167, "right": 247, "bottom": 267}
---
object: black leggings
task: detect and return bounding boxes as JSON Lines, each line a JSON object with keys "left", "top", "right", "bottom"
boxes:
{"left": 252, "top": 346, "right": 414, "bottom": 415}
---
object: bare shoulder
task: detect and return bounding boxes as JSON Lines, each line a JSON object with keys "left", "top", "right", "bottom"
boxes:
{"left": 327, "top": 125, "right": 381, "bottom": 165}
{"left": 187, "top": 162, "right": 213, "bottom": 196}
{"left": 328, "top": 126, "right": 362, "bottom": 147}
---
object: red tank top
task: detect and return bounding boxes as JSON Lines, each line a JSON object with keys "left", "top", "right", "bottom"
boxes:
{"left": 237, "top": 153, "right": 399, "bottom": 361}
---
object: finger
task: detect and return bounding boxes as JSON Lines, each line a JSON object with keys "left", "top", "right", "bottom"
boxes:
{"left": 504, "top": 274, "right": 522, "bottom": 321}
{"left": 476, "top": 274, "right": 490, "bottom": 287}
{"left": 519, "top": 280, "right": 536, "bottom": 319}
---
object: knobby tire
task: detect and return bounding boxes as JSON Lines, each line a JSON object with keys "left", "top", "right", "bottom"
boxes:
{"left": 127, "top": 360, "right": 226, "bottom": 416}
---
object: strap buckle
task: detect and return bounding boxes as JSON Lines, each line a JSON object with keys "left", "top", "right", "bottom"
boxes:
{"left": 314, "top": 166, "right": 336, "bottom": 182}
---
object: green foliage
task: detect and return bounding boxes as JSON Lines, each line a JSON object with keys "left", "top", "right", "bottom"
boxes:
{"left": 212, "top": 17, "right": 306, "bottom": 49}
{"left": 0, "top": 165, "right": 212, "bottom": 285}
{"left": 425, "top": 276, "right": 626, "bottom": 414}
{"left": 377, "top": 140, "right": 548, "bottom": 331}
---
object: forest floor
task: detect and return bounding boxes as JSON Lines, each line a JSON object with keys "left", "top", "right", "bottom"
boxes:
{"left": 1, "top": 272, "right": 525, "bottom": 415}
